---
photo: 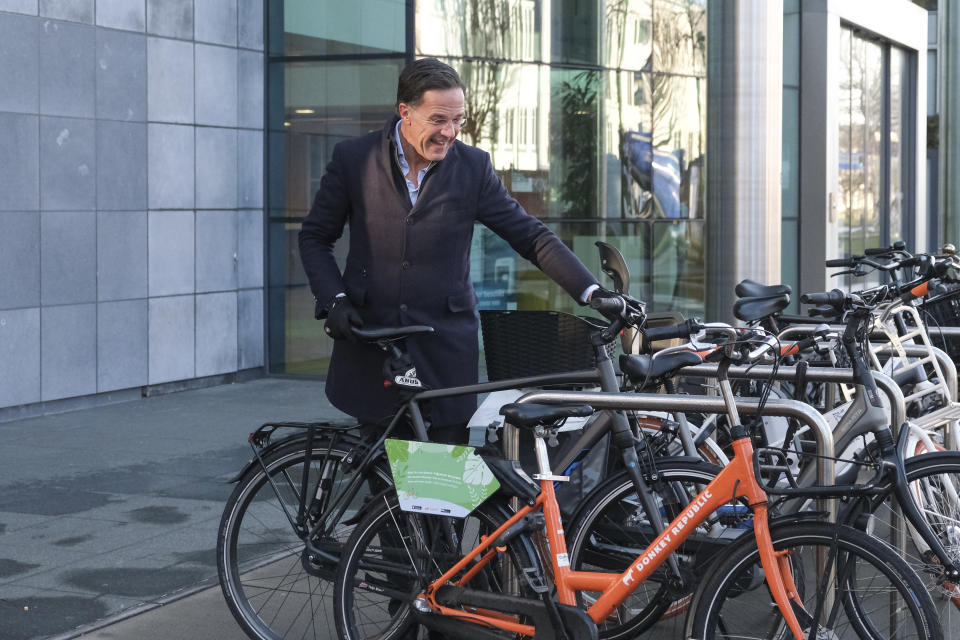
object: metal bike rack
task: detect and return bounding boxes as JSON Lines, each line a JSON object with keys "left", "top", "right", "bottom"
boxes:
{"left": 778, "top": 325, "right": 959, "bottom": 402}
{"left": 509, "top": 391, "right": 836, "bottom": 521}
{"left": 681, "top": 365, "right": 907, "bottom": 434}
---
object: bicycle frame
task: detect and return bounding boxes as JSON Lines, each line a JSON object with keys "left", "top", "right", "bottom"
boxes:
{"left": 419, "top": 427, "right": 811, "bottom": 640}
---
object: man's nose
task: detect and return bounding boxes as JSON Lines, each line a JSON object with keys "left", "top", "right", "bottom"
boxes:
{"left": 440, "top": 120, "right": 457, "bottom": 137}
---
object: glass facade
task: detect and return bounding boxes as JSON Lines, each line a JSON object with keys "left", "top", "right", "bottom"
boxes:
{"left": 266, "top": 0, "right": 707, "bottom": 375}
{"left": 836, "top": 26, "right": 913, "bottom": 288}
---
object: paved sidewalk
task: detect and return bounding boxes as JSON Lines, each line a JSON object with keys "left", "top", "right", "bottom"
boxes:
{"left": 0, "top": 377, "right": 346, "bottom": 640}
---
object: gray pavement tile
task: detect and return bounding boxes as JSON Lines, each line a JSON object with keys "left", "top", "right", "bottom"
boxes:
{"left": 76, "top": 584, "right": 250, "bottom": 640}
{"left": 0, "top": 585, "right": 144, "bottom": 640}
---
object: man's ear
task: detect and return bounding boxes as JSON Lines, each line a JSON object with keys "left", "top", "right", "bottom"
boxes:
{"left": 397, "top": 103, "right": 410, "bottom": 121}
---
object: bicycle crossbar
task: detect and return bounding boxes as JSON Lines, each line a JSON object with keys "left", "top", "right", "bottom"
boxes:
{"left": 513, "top": 391, "right": 836, "bottom": 521}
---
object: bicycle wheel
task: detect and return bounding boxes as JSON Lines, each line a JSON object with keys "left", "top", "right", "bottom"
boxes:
{"left": 334, "top": 492, "right": 541, "bottom": 640}
{"left": 861, "top": 450, "right": 960, "bottom": 631}
{"left": 218, "top": 436, "right": 391, "bottom": 640}
{"left": 686, "top": 521, "right": 942, "bottom": 640}
{"left": 565, "top": 458, "right": 731, "bottom": 640}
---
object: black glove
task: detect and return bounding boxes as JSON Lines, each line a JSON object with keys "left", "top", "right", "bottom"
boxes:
{"left": 324, "top": 297, "right": 363, "bottom": 340}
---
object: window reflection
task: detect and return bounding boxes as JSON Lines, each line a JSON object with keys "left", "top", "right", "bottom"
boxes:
{"left": 604, "top": 0, "right": 653, "bottom": 69}
{"left": 653, "top": 0, "right": 706, "bottom": 75}
{"left": 269, "top": 0, "right": 406, "bottom": 56}
{"left": 266, "top": 0, "right": 711, "bottom": 375}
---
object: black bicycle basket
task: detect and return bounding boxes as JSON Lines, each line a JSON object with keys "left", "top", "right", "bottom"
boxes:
{"left": 480, "top": 310, "right": 615, "bottom": 381}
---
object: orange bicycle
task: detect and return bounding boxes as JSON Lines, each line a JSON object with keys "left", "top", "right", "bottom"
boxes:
{"left": 333, "top": 318, "right": 943, "bottom": 640}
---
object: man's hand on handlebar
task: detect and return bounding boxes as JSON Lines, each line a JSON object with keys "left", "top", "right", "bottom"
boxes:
{"left": 324, "top": 297, "right": 363, "bottom": 340}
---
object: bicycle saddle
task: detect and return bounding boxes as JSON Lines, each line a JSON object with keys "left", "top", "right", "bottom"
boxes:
{"left": 619, "top": 351, "right": 703, "bottom": 381}
{"left": 499, "top": 403, "right": 594, "bottom": 428}
{"left": 735, "top": 279, "right": 792, "bottom": 299}
{"left": 733, "top": 294, "right": 791, "bottom": 322}
{"left": 352, "top": 325, "right": 434, "bottom": 341}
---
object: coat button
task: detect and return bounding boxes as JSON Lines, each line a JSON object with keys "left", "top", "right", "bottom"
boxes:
{"left": 399, "top": 304, "right": 408, "bottom": 312}
{"left": 405, "top": 217, "right": 414, "bottom": 225}
{"left": 401, "top": 261, "right": 410, "bottom": 270}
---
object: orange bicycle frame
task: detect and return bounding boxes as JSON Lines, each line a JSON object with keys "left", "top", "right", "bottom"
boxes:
{"left": 421, "top": 434, "right": 809, "bottom": 640}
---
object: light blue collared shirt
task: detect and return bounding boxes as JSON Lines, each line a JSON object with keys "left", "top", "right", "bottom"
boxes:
{"left": 395, "top": 119, "right": 433, "bottom": 205}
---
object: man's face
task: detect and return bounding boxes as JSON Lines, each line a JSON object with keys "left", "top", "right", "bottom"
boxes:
{"left": 398, "top": 87, "right": 466, "bottom": 164}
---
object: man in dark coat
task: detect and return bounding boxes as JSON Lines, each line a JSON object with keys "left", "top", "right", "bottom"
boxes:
{"left": 298, "top": 58, "right": 599, "bottom": 439}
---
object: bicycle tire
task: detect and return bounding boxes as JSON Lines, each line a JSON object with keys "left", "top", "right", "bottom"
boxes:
{"left": 686, "top": 521, "right": 942, "bottom": 640}
{"left": 565, "top": 458, "right": 729, "bottom": 640}
{"left": 218, "top": 437, "right": 391, "bottom": 640}
{"left": 858, "top": 450, "right": 960, "bottom": 631}
{"left": 334, "top": 492, "right": 541, "bottom": 640}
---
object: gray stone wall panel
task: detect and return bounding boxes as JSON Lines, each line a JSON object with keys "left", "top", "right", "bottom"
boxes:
{"left": 238, "top": 209, "right": 263, "bottom": 289}
{"left": 40, "top": 116, "right": 96, "bottom": 210}
{"left": 0, "top": 307, "right": 41, "bottom": 406}
{"left": 0, "top": 212, "right": 40, "bottom": 310}
{"left": 194, "top": 0, "right": 236, "bottom": 47}
{"left": 238, "top": 50, "right": 263, "bottom": 129}
{"left": 0, "top": 0, "right": 37, "bottom": 15}
{"left": 41, "top": 211, "right": 96, "bottom": 305}
{"left": 0, "top": 13, "right": 39, "bottom": 113}
{"left": 148, "top": 210, "right": 195, "bottom": 297}
{"left": 237, "top": 129, "right": 263, "bottom": 208}
{"left": 97, "top": 298, "right": 148, "bottom": 391}
{"left": 97, "top": 211, "right": 147, "bottom": 301}
{"left": 41, "top": 303, "right": 96, "bottom": 400}
{"left": 96, "top": 29, "right": 147, "bottom": 122}
{"left": 95, "top": 0, "right": 145, "bottom": 32}
{"left": 40, "top": 0, "right": 93, "bottom": 23}
{"left": 195, "top": 209, "right": 238, "bottom": 292}
{"left": 147, "top": 0, "right": 193, "bottom": 39}
{"left": 147, "top": 37, "right": 194, "bottom": 124}
{"left": 97, "top": 120, "right": 147, "bottom": 210}
{"left": 237, "top": 0, "right": 263, "bottom": 51}
{"left": 39, "top": 19, "right": 94, "bottom": 118}
{"left": 196, "top": 291, "right": 237, "bottom": 376}
{"left": 195, "top": 44, "right": 237, "bottom": 127}
{"left": 238, "top": 288, "right": 263, "bottom": 369}
{"left": 196, "top": 126, "right": 237, "bottom": 209}
{"left": 148, "top": 295, "right": 194, "bottom": 384}
{"left": 147, "top": 123, "right": 195, "bottom": 209}
{"left": 0, "top": 113, "right": 39, "bottom": 210}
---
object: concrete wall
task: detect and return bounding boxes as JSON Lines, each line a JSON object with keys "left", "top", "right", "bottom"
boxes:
{"left": 0, "top": 0, "right": 265, "bottom": 412}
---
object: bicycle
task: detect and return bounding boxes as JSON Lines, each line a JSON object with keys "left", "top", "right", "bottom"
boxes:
{"left": 333, "top": 315, "right": 943, "bottom": 640}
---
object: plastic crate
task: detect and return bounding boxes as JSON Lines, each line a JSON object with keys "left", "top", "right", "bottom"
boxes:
{"left": 480, "top": 310, "right": 614, "bottom": 381}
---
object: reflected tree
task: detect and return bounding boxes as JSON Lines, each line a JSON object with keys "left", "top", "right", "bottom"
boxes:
{"left": 437, "top": 0, "right": 515, "bottom": 150}
{"left": 552, "top": 71, "right": 598, "bottom": 216}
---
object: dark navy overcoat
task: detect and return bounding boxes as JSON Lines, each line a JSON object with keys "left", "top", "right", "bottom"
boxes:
{"left": 299, "top": 117, "right": 598, "bottom": 426}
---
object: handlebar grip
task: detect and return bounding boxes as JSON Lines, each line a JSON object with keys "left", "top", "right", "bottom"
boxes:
{"left": 864, "top": 247, "right": 891, "bottom": 256}
{"left": 900, "top": 279, "right": 936, "bottom": 302}
{"left": 643, "top": 318, "right": 703, "bottom": 343}
{"left": 589, "top": 295, "right": 625, "bottom": 313}
{"left": 825, "top": 257, "right": 855, "bottom": 268}
{"left": 800, "top": 289, "right": 845, "bottom": 306}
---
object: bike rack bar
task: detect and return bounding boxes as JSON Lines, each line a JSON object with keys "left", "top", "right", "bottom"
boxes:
{"left": 680, "top": 365, "right": 907, "bottom": 435}
{"left": 880, "top": 344, "right": 958, "bottom": 401}
{"left": 777, "top": 326, "right": 959, "bottom": 402}
{"left": 512, "top": 391, "right": 836, "bottom": 521}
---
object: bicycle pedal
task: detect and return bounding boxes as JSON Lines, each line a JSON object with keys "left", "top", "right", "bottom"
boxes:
{"left": 520, "top": 566, "right": 551, "bottom": 594}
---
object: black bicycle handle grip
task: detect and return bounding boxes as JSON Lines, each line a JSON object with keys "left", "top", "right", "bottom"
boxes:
{"left": 590, "top": 296, "right": 625, "bottom": 313}
{"left": 643, "top": 318, "right": 702, "bottom": 343}
{"left": 864, "top": 247, "right": 891, "bottom": 256}
{"left": 800, "top": 289, "right": 846, "bottom": 306}
{"left": 825, "top": 257, "right": 855, "bottom": 268}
